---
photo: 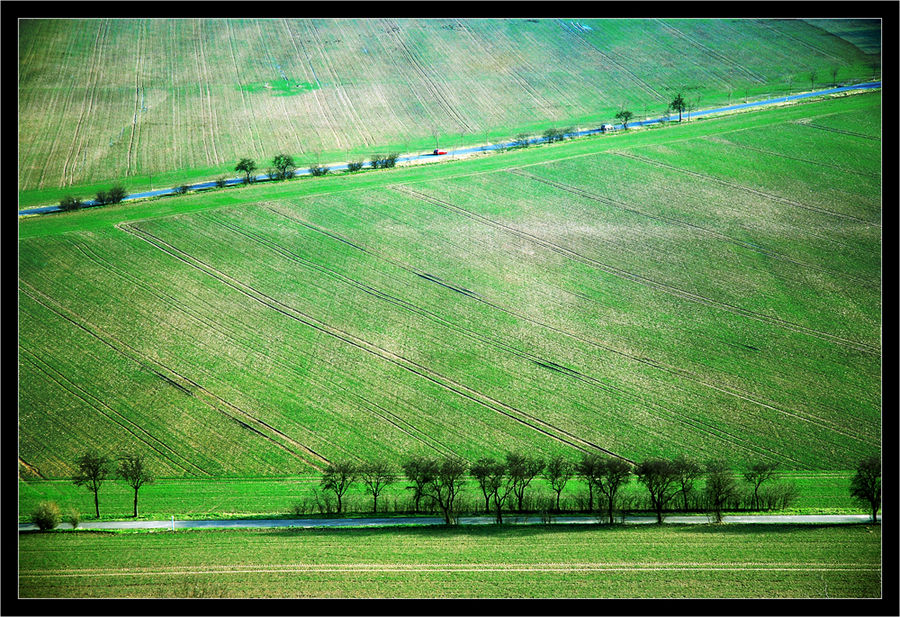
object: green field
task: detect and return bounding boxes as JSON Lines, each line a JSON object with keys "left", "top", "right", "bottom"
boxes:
{"left": 18, "top": 92, "right": 881, "bottom": 487}
{"left": 17, "top": 18, "right": 879, "bottom": 206}
{"left": 17, "top": 524, "right": 882, "bottom": 598}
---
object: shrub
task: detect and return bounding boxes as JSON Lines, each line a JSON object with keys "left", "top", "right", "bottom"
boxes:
{"left": 174, "top": 184, "right": 189, "bottom": 195}
{"left": 309, "top": 164, "right": 330, "bottom": 177}
{"left": 214, "top": 177, "right": 227, "bottom": 189}
{"left": 370, "top": 153, "right": 400, "bottom": 169}
{"left": 346, "top": 161, "right": 365, "bottom": 173}
{"left": 32, "top": 501, "right": 61, "bottom": 531}
{"left": 512, "top": 133, "right": 530, "bottom": 148}
{"left": 59, "top": 195, "right": 84, "bottom": 211}
{"left": 107, "top": 185, "right": 127, "bottom": 203}
{"left": 94, "top": 190, "right": 110, "bottom": 206}
{"left": 66, "top": 508, "right": 81, "bottom": 529}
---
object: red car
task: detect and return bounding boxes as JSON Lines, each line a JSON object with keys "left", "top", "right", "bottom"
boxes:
{"left": 433, "top": 149, "right": 447, "bottom": 155}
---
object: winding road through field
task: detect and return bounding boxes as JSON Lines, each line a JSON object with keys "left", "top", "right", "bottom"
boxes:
{"left": 18, "top": 81, "right": 881, "bottom": 216}
{"left": 17, "top": 513, "right": 879, "bottom": 532}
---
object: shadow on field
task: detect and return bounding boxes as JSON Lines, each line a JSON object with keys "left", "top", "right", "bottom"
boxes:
{"left": 251, "top": 521, "right": 879, "bottom": 540}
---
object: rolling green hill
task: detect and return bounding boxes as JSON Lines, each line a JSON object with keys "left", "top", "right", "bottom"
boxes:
{"left": 18, "top": 18, "right": 878, "bottom": 206}
{"left": 18, "top": 91, "right": 881, "bottom": 479}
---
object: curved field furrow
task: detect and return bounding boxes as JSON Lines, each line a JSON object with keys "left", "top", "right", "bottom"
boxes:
{"left": 386, "top": 20, "right": 475, "bottom": 134}
{"left": 290, "top": 20, "right": 343, "bottom": 149}
{"left": 119, "top": 222, "right": 628, "bottom": 461}
{"left": 506, "top": 168, "right": 879, "bottom": 292}
{"left": 392, "top": 185, "right": 880, "bottom": 357}
{"left": 611, "top": 151, "right": 880, "bottom": 227}
{"left": 19, "top": 277, "right": 327, "bottom": 473}
{"left": 259, "top": 201, "right": 874, "bottom": 449}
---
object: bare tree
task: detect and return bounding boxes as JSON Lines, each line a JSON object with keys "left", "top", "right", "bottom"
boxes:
{"left": 424, "top": 457, "right": 468, "bottom": 525}
{"left": 470, "top": 457, "right": 499, "bottom": 514}
{"left": 73, "top": 451, "right": 111, "bottom": 518}
{"left": 117, "top": 452, "right": 154, "bottom": 517}
{"left": 703, "top": 460, "right": 737, "bottom": 523}
{"left": 576, "top": 453, "right": 603, "bottom": 512}
{"left": 320, "top": 460, "right": 358, "bottom": 515}
{"left": 670, "top": 93, "right": 687, "bottom": 122}
{"left": 672, "top": 455, "right": 702, "bottom": 512}
{"left": 542, "top": 454, "right": 574, "bottom": 512}
{"left": 850, "top": 456, "right": 881, "bottom": 523}
{"left": 506, "top": 452, "right": 543, "bottom": 511}
{"left": 360, "top": 461, "right": 395, "bottom": 513}
{"left": 743, "top": 461, "right": 778, "bottom": 511}
{"left": 483, "top": 459, "right": 516, "bottom": 524}
{"left": 635, "top": 458, "right": 679, "bottom": 524}
{"left": 594, "top": 457, "right": 632, "bottom": 524}
{"left": 401, "top": 456, "right": 437, "bottom": 514}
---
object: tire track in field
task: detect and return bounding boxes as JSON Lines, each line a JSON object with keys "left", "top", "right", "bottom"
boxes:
{"left": 800, "top": 122, "right": 881, "bottom": 141}
{"left": 118, "top": 221, "right": 627, "bottom": 461}
{"left": 756, "top": 19, "right": 846, "bottom": 63}
{"left": 227, "top": 20, "right": 265, "bottom": 157}
{"left": 557, "top": 19, "right": 663, "bottom": 100}
{"left": 386, "top": 19, "right": 475, "bottom": 134}
{"left": 307, "top": 20, "right": 375, "bottom": 148}
{"left": 18, "top": 278, "right": 327, "bottom": 472}
{"left": 262, "top": 203, "right": 874, "bottom": 449}
{"left": 611, "top": 151, "right": 881, "bottom": 228}
{"left": 289, "top": 20, "right": 344, "bottom": 149}
{"left": 18, "top": 458, "right": 46, "bottom": 480}
{"left": 18, "top": 345, "right": 205, "bottom": 477}
{"left": 654, "top": 19, "right": 767, "bottom": 84}
{"left": 65, "top": 234, "right": 453, "bottom": 459}
{"left": 259, "top": 205, "right": 850, "bottom": 464}
{"left": 196, "top": 20, "right": 222, "bottom": 164}
{"left": 454, "top": 20, "right": 554, "bottom": 120}
{"left": 191, "top": 20, "right": 213, "bottom": 167}
{"left": 209, "top": 212, "right": 826, "bottom": 465}
{"left": 705, "top": 135, "right": 881, "bottom": 179}
{"left": 507, "top": 168, "right": 880, "bottom": 291}
{"left": 21, "top": 563, "right": 880, "bottom": 577}
{"left": 393, "top": 185, "right": 880, "bottom": 358}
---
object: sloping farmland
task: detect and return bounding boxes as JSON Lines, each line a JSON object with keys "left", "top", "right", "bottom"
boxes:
{"left": 17, "top": 93, "right": 881, "bottom": 478}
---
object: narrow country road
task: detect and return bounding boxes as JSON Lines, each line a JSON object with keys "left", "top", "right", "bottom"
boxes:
{"left": 18, "top": 82, "right": 881, "bottom": 217}
{"left": 17, "top": 513, "right": 880, "bottom": 532}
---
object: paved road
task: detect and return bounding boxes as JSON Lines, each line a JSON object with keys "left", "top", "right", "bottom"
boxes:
{"left": 18, "top": 81, "right": 881, "bottom": 217}
{"left": 18, "top": 513, "right": 879, "bottom": 532}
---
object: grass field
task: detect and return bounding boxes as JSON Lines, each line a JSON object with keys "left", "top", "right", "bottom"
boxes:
{"left": 18, "top": 92, "right": 881, "bottom": 488}
{"left": 17, "top": 18, "right": 878, "bottom": 206}
{"left": 17, "top": 524, "right": 882, "bottom": 598}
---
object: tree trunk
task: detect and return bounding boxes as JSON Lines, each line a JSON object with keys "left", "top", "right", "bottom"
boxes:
{"left": 133, "top": 488, "right": 139, "bottom": 517}
{"left": 373, "top": 495, "right": 378, "bottom": 514}
{"left": 608, "top": 496, "right": 615, "bottom": 525}
{"left": 94, "top": 491, "right": 100, "bottom": 518}
{"left": 555, "top": 491, "right": 561, "bottom": 513}
{"left": 336, "top": 494, "right": 342, "bottom": 514}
